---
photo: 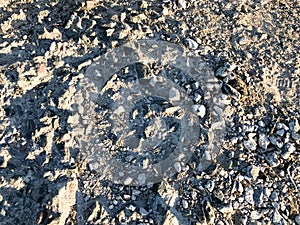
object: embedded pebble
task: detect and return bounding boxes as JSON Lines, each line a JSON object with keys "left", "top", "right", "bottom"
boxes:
{"left": 138, "top": 173, "right": 146, "bottom": 185}
{"left": 216, "top": 67, "right": 228, "bottom": 78}
{"left": 178, "top": 0, "right": 186, "bottom": 8}
{"left": 124, "top": 177, "right": 133, "bottom": 185}
{"left": 219, "top": 204, "right": 233, "bottom": 214}
{"left": 139, "top": 207, "right": 148, "bottom": 216}
{"left": 205, "top": 180, "right": 215, "bottom": 192}
{"left": 258, "top": 134, "right": 270, "bottom": 149}
{"left": 292, "top": 132, "right": 300, "bottom": 140}
{"left": 169, "top": 87, "right": 181, "bottom": 102}
{"left": 243, "top": 139, "right": 257, "bottom": 151}
{"left": 253, "top": 188, "right": 264, "bottom": 207}
{"left": 248, "top": 165, "right": 260, "bottom": 180}
{"left": 174, "top": 162, "right": 181, "bottom": 173}
{"left": 265, "top": 153, "right": 280, "bottom": 167}
{"left": 282, "top": 143, "right": 296, "bottom": 159}
{"left": 182, "top": 200, "right": 188, "bottom": 209}
{"left": 273, "top": 210, "right": 282, "bottom": 224}
{"left": 88, "top": 161, "right": 100, "bottom": 171}
{"left": 276, "top": 129, "right": 285, "bottom": 136}
{"left": 192, "top": 104, "right": 206, "bottom": 118}
{"left": 245, "top": 186, "right": 254, "bottom": 205}
{"left": 185, "top": 38, "right": 198, "bottom": 50}
{"left": 238, "top": 37, "right": 248, "bottom": 45}
{"left": 0, "top": 1, "right": 299, "bottom": 225}
{"left": 295, "top": 215, "right": 300, "bottom": 225}
{"left": 250, "top": 211, "right": 262, "bottom": 220}
{"left": 270, "top": 191, "right": 279, "bottom": 201}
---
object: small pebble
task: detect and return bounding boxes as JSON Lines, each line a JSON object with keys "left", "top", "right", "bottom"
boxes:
{"left": 124, "top": 177, "right": 133, "bottom": 185}
{"left": 295, "top": 215, "right": 300, "bottom": 225}
{"left": 264, "top": 187, "right": 271, "bottom": 198}
{"left": 88, "top": 161, "right": 99, "bottom": 171}
{"left": 243, "top": 139, "right": 256, "bottom": 151}
{"left": 292, "top": 132, "right": 300, "bottom": 140}
{"left": 185, "top": 38, "right": 198, "bottom": 50}
{"left": 169, "top": 87, "right": 181, "bottom": 102}
{"left": 276, "top": 129, "right": 285, "bottom": 136}
{"left": 270, "top": 191, "right": 278, "bottom": 201}
{"left": 258, "top": 120, "right": 265, "bottom": 127}
{"left": 162, "top": 7, "right": 169, "bottom": 16}
{"left": 282, "top": 143, "right": 296, "bottom": 159}
{"left": 248, "top": 165, "right": 260, "bottom": 180}
{"left": 258, "top": 134, "right": 269, "bottom": 149}
{"left": 140, "top": 207, "right": 148, "bottom": 216}
{"left": 205, "top": 180, "right": 214, "bottom": 192}
{"left": 123, "top": 194, "right": 131, "bottom": 200}
{"left": 250, "top": 211, "right": 261, "bottom": 220}
{"left": 238, "top": 37, "right": 248, "bottom": 45}
{"left": 174, "top": 162, "right": 181, "bottom": 173}
{"left": 219, "top": 204, "right": 233, "bottom": 214}
{"left": 273, "top": 210, "right": 282, "bottom": 224}
{"left": 0, "top": 209, "right": 5, "bottom": 217}
{"left": 216, "top": 67, "right": 228, "bottom": 78}
{"left": 245, "top": 186, "right": 254, "bottom": 205}
{"left": 138, "top": 173, "right": 146, "bottom": 185}
{"left": 182, "top": 200, "right": 188, "bottom": 209}
{"left": 192, "top": 104, "right": 206, "bottom": 118}
{"left": 265, "top": 153, "right": 280, "bottom": 167}
{"left": 129, "top": 205, "right": 136, "bottom": 211}
{"left": 253, "top": 188, "right": 264, "bottom": 207}
{"left": 178, "top": 0, "right": 186, "bottom": 8}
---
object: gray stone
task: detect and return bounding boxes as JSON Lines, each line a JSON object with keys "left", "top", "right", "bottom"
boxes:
{"left": 243, "top": 139, "right": 257, "bottom": 151}
{"left": 138, "top": 173, "right": 146, "bottom": 185}
{"left": 88, "top": 161, "right": 100, "bottom": 171}
{"left": 245, "top": 186, "right": 254, "bottom": 205}
{"left": 292, "top": 132, "right": 300, "bottom": 140}
{"left": 273, "top": 209, "right": 282, "bottom": 224}
{"left": 276, "top": 123, "right": 288, "bottom": 130}
{"left": 192, "top": 104, "right": 206, "bottom": 118}
{"left": 282, "top": 143, "right": 296, "bottom": 159}
{"left": 253, "top": 187, "right": 264, "bottom": 207}
{"left": 276, "top": 129, "right": 285, "bottom": 136}
{"left": 216, "top": 67, "right": 228, "bottom": 78}
{"left": 219, "top": 204, "right": 233, "bottom": 214}
{"left": 250, "top": 210, "right": 262, "bottom": 220}
{"left": 258, "top": 121, "right": 265, "bottom": 127}
{"left": 269, "top": 135, "right": 278, "bottom": 145}
{"left": 214, "top": 189, "right": 224, "bottom": 201}
{"left": 295, "top": 215, "right": 300, "bottom": 225}
{"left": 178, "top": 0, "right": 186, "bottom": 8}
{"left": 248, "top": 165, "right": 260, "bottom": 180}
{"left": 270, "top": 191, "right": 278, "bottom": 201}
{"left": 205, "top": 180, "right": 215, "bottom": 192}
{"left": 265, "top": 153, "right": 280, "bottom": 167}
{"left": 182, "top": 200, "right": 188, "bottom": 209}
{"left": 263, "top": 187, "right": 271, "bottom": 198}
{"left": 139, "top": 207, "right": 148, "bottom": 216}
{"left": 169, "top": 87, "right": 181, "bottom": 102}
{"left": 238, "top": 37, "right": 248, "bottom": 45}
{"left": 185, "top": 38, "right": 198, "bottom": 50}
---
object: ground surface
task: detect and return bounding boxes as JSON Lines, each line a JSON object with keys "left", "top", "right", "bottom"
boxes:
{"left": 0, "top": 0, "right": 300, "bottom": 224}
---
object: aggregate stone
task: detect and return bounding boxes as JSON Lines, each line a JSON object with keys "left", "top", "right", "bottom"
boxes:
{"left": 0, "top": 0, "right": 299, "bottom": 224}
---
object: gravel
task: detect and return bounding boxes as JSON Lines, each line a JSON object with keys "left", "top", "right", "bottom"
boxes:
{"left": 0, "top": 0, "right": 299, "bottom": 224}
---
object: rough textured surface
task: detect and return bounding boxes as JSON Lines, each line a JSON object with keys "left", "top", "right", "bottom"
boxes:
{"left": 0, "top": 0, "right": 299, "bottom": 224}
